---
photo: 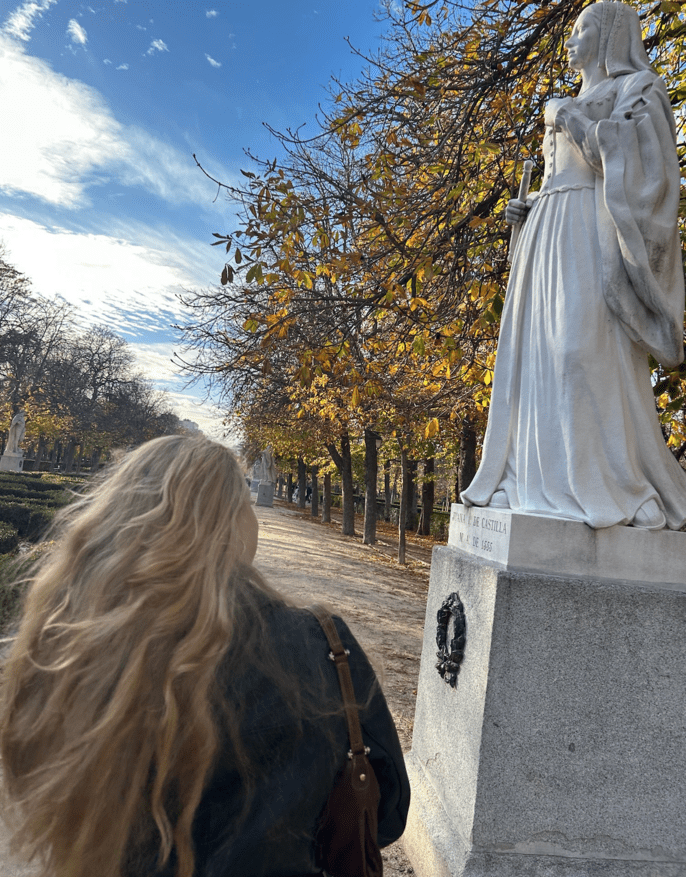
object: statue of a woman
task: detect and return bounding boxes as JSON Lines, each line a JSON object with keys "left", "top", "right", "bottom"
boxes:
{"left": 462, "top": 2, "right": 686, "bottom": 530}
{"left": 259, "top": 448, "right": 278, "bottom": 484}
{"left": 5, "top": 411, "right": 25, "bottom": 456}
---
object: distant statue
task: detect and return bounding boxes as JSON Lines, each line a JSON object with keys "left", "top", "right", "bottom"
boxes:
{"left": 5, "top": 411, "right": 26, "bottom": 456}
{"left": 462, "top": 2, "right": 686, "bottom": 530}
{"left": 259, "top": 448, "right": 278, "bottom": 484}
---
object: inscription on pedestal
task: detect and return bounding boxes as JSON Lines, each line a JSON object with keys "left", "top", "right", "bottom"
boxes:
{"left": 448, "top": 504, "right": 512, "bottom": 565}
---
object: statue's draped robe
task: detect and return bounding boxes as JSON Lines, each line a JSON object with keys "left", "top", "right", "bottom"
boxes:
{"left": 461, "top": 72, "right": 686, "bottom": 529}
{"left": 6, "top": 415, "right": 25, "bottom": 456}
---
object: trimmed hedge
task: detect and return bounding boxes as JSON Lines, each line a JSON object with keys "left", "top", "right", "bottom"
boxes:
{"left": 0, "top": 475, "right": 83, "bottom": 633}
{"left": 0, "top": 545, "right": 50, "bottom": 634}
{"left": 0, "top": 522, "right": 19, "bottom": 554}
{"left": 0, "top": 473, "right": 68, "bottom": 492}
{"left": 0, "top": 577, "right": 25, "bottom": 635}
{"left": 0, "top": 474, "right": 84, "bottom": 496}
{"left": 0, "top": 474, "right": 82, "bottom": 548}
{"left": 0, "top": 500, "right": 57, "bottom": 542}
{"left": 0, "top": 485, "right": 68, "bottom": 503}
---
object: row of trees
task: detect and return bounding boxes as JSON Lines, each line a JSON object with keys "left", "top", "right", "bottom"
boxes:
{"left": 1, "top": 249, "right": 183, "bottom": 470}
{"left": 179, "top": 0, "right": 686, "bottom": 558}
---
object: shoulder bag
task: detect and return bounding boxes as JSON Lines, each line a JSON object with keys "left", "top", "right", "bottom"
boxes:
{"left": 309, "top": 604, "right": 383, "bottom": 877}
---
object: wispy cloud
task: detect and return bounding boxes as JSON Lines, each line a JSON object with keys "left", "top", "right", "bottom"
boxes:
{"left": 146, "top": 38, "right": 168, "bottom": 55}
{"left": 0, "top": 213, "right": 205, "bottom": 326}
{"left": 205, "top": 53, "right": 221, "bottom": 68}
{"left": 103, "top": 57, "right": 111, "bottom": 64}
{"left": 2, "top": 0, "right": 58, "bottom": 42}
{"left": 0, "top": 34, "right": 234, "bottom": 209}
{"left": 116, "top": 62, "right": 128, "bottom": 70}
{"left": 206, "top": 9, "right": 218, "bottom": 17}
{"left": 67, "top": 19, "right": 87, "bottom": 45}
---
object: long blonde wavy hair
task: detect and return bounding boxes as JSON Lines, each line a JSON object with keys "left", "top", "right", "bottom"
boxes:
{"left": 0, "top": 434, "right": 285, "bottom": 877}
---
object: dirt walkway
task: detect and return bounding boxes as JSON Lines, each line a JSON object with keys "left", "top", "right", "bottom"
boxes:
{"left": 0, "top": 499, "right": 431, "bottom": 877}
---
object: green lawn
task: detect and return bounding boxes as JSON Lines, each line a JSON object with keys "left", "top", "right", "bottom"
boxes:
{"left": 0, "top": 472, "right": 86, "bottom": 635}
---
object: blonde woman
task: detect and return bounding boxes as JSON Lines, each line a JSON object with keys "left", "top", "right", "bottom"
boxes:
{"left": 0, "top": 435, "right": 409, "bottom": 877}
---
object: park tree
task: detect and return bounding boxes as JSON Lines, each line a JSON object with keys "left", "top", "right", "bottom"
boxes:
{"left": 0, "top": 295, "right": 71, "bottom": 420}
{"left": 0, "top": 246, "right": 33, "bottom": 329}
{"left": 0, "top": 251, "right": 183, "bottom": 461}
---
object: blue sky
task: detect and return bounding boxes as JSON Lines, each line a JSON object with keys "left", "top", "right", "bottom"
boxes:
{"left": 0, "top": 0, "right": 388, "bottom": 438}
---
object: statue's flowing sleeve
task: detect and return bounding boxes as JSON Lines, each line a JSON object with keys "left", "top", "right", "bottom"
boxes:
{"left": 559, "top": 71, "right": 684, "bottom": 367}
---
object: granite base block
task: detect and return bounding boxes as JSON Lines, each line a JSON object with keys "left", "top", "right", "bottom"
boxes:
{"left": 255, "top": 482, "right": 274, "bottom": 507}
{"left": 402, "top": 544, "right": 686, "bottom": 877}
{"left": 404, "top": 752, "right": 686, "bottom": 877}
{"left": 0, "top": 453, "right": 23, "bottom": 472}
{"left": 448, "top": 503, "right": 686, "bottom": 586}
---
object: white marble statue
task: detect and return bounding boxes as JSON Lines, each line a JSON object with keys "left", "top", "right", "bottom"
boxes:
{"left": 259, "top": 448, "right": 278, "bottom": 484}
{"left": 5, "top": 411, "right": 25, "bottom": 456}
{"left": 462, "top": 1, "right": 686, "bottom": 530}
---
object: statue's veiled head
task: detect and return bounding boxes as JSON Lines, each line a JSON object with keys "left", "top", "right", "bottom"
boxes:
{"left": 580, "top": 2, "right": 652, "bottom": 77}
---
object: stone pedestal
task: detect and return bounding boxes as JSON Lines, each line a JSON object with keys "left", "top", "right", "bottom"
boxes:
{"left": 0, "top": 452, "right": 23, "bottom": 472}
{"left": 255, "top": 482, "right": 274, "bottom": 507}
{"left": 403, "top": 504, "right": 686, "bottom": 877}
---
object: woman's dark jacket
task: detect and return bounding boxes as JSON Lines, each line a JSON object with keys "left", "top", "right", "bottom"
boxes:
{"left": 189, "top": 604, "right": 410, "bottom": 877}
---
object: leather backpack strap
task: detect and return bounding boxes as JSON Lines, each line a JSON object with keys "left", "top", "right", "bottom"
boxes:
{"left": 309, "top": 604, "right": 367, "bottom": 757}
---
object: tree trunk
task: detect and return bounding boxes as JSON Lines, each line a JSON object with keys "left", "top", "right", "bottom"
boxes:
{"left": 419, "top": 457, "right": 435, "bottom": 536}
{"left": 406, "top": 459, "right": 418, "bottom": 531}
{"left": 287, "top": 473, "right": 294, "bottom": 503}
{"left": 384, "top": 459, "right": 391, "bottom": 521}
{"left": 363, "top": 429, "right": 378, "bottom": 545}
{"left": 326, "top": 432, "right": 355, "bottom": 536}
{"left": 35, "top": 435, "right": 47, "bottom": 470}
{"left": 322, "top": 472, "right": 332, "bottom": 523}
{"left": 62, "top": 439, "right": 77, "bottom": 474}
{"left": 310, "top": 465, "right": 319, "bottom": 517}
{"left": 297, "top": 457, "right": 307, "bottom": 509}
{"left": 458, "top": 417, "right": 477, "bottom": 496}
{"left": 398, "top": 445, "right": 409, "bottom": 564}
{"left": 90, "top": 446, "right": 101, "bottom": 472}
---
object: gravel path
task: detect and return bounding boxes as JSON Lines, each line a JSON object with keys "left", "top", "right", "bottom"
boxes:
{"left": 0, "top": 498, "right": 431, "bottom": 877}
